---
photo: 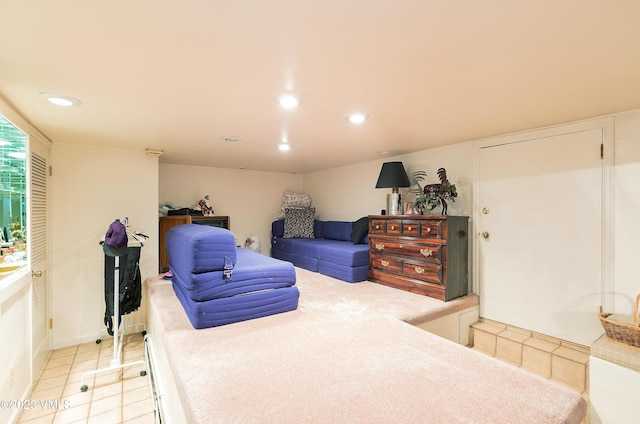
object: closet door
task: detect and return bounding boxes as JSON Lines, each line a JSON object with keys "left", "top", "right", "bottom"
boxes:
{"left": 476, "top": 119, "right": 611, "bottom": 346}
{"left": 29, "top": 132, "right": 50, "bottom": 379}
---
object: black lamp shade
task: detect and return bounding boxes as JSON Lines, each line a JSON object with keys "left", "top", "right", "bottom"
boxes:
{"left": 375, "top": 161, "right": 411, "bottom": 189}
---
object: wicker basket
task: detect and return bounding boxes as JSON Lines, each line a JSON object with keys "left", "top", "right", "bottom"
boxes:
{"left": 598, "top": 293, "right": 640, "bottom": 351}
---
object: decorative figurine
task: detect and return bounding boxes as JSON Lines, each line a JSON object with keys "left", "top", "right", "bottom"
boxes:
{"left": 198, "top": 195, "right": 214, "bottom": 216}
{"left": 410, "top": 168, "right": 457, "bottom": 215}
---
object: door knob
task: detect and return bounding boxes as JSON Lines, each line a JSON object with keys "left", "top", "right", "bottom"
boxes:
{"left": 480, "top": 231, "right": 490, "bottom": 239}
{"left": 32, "top": 270, "right": 43, "bottom": 278}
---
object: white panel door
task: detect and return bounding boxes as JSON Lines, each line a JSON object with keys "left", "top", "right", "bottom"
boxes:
{"left": 477, "top": 125, "right": 604, "bottom": 346}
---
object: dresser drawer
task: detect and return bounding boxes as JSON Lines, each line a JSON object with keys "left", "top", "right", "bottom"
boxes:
{"left": 402, "top": 259, "right": 442, "bottom": 284}
{"left": 385, "top": 220, "right": 402, "bottom": 235}
{"left": 401, "top": 221, "right": 419, "bottom": 236}
{"left": 370, "top": 220, "right": 387, "bottom": 235}
{"left": 370, "top": 255, "right": 402, "bottom": 273}
{"left": 370, "top": 240, "right": 442, "bottom": 264}
{"left": 421, "top": 220, "right": 442, "bottom": 239}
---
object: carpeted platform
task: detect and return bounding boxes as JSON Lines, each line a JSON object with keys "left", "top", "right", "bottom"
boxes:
{"left": 145, "top": 268, "right": 586, "bottom": 424}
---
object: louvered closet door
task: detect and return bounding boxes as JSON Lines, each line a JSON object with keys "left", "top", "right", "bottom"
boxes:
{"left": 30, "top": 134, "right": 50, "bottom": 378}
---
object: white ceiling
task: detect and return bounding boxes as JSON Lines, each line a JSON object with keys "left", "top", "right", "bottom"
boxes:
{"left": 1, "top": 1, "right": 639, "bottom": 174}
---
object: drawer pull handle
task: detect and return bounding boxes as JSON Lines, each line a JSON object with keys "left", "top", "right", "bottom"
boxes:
{"left": 375, "top": 243, "right": 385, "bottom": 251}
{"left": 381, "top": 260, "right": 389, "bottom": 267}
{"left": 415, "top": 267, "right": 425, "bottom": 274}
{"left": 420, "top": 249, "right": 432, "bottom": 257}
{"left": 390, "top": 225, "right": 395, "bottom": 230}
{"left": 406, "top": 226, "right": 412, "bottom": 231}
{"left": 375, "top": 225, "right": 380, "bottom": 230}
{"left": 426, "top": 227, "right": 432, "bottom": 233}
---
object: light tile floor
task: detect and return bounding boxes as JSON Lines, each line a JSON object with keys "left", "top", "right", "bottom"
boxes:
{"left": 471, "top": 319, "right": 591, "bottom": 424}
{"left": 18, "top": 333, "right": 155, "bottom": 424}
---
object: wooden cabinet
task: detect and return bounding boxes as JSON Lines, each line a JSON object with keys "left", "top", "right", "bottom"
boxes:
{"left": 368, "top": 215, "right": 468, "bottom": 301}
{"left": 159, "top": 215, "right": 230, "bottom": 272}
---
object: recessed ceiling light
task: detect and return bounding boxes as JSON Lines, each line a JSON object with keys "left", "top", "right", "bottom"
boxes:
{"left": 347, "top": 113, "right": 368, "bottom": 124}
{"left": 276, "top": 94, "right": 302, "bottom": 109}
{"left": 279, "top": 143, "right": 291, "bottom": 151}
{"left": 39, "top": 92, "right": 81, "bottom": 107}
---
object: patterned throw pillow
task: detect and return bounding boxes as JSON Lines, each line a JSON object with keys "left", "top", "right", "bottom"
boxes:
{"left": 277, "top": 192, "right": 312, "bottom": 219}
{"left": 283, "top": 207, "right": 315, "bottom": 238}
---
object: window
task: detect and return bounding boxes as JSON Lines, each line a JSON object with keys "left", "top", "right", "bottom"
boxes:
{"left": 0, "top": 114, "right": 27, "bottom": 280}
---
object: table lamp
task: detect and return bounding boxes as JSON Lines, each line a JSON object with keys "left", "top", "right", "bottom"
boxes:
{"left": 375, "top": 161, "right": 411, "bottom": 215}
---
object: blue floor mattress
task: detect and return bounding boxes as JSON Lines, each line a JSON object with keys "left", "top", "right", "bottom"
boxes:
{"left": 166, "top": 224, "right": 299, "bottom": 328}
{"left": 171, "top": 248, "right": 297, "bottom": 301}
{"left": 172, "top": 280, "right": 300, "bottom": 329}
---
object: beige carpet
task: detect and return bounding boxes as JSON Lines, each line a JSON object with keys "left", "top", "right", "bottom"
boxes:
{"left": 146, "top": 268, "right": 586, "bottom": 424}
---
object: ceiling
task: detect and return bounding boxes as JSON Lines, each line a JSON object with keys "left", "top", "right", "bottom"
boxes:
{"left": 1, "top": 1, "right": 639, "bottom": 174}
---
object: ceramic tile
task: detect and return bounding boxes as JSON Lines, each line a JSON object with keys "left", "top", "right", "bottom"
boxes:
{"left": 122, "top": 398, "right": 154, "bottom": 422}
{"left": 524, "top": 336, "right": 559, "bottom": 353}
{"left": 473, "top": 328, "right": 497, "bottom": 356}
{"left": 472, "top": 321, "right": 504, "bottom": 334}
{"left": 522, "top": 344, "right": 552, "bottom": 377}
{"left": 123, "top": 386, "right": 153, "bottom": 406}
{"left": 64, "top": 371, "right": 94, "bottom": 389}
{"left": 16, "top": 406, "right": 55, "bottom": 423}
{"left": 34, "top": 375, "right": 68, "bottom": 392}
{"left": 51, "top": 402, "right": 89, "bottom": 424}
{"left": 49, "top": 346, "right": 77, "bottom": 360}
{"left": 40, "top": 365, "right": 72, "bottom": 380}
{"left": 552, "top": 355, "right": 587, "bottom": 391}
{"left": 17, "top": 412, "right": 55, "bottom": 423}
{"left": 69, "top": 359, "right": 98, "bottom": 373}
{"left": 479, "top": 318, "right": 507, "bottom": 329}
{"left": 18, "top": 333, "right": 153, "bottom": 424}
{"left": 45, "top": 355, "right": 75, "bottom": 369}
{"left": 499, "top": 329, "right": 530, "bottom": 343}
{"left": 74, "top": 350, "right": 100, "bottom": 363}
{"left": 89, "top": 393, "right": 122, "bottom": 417}
{"left": 60, "top": 390, "right": 92, "bottom": 408}
{"left": 530, "top": 332, "right": 563, "bottom": 346}
{"left": 87, "top": 408, "right": 122, "bottom": 424}
{"left": 124, "top": 412, "right": 156, "bottom": 424}
{"left": 76, "top": 341, "right": 101, "bottom": 354}
{"left": 31, "top": 384, "right": 65, "bottom": 401}
{"left": 496, "top": 336, "right": 523, "bottom": 365}
{"left": 122, "top": 363, "right": 147, "bottom": 379}
{"left": 123, "top": 373, "right": 150, "bottom": 392}
{"left": 91, "top": 381, "right": 123, "bottom": 402}
{"left": 554, "top": 346, "right": 590, "bottom": 364}
{"left": 504, "top": 325, "right": 532, "bottom": 337}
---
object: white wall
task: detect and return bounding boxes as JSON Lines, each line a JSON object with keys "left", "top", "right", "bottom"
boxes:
{"left": 50, "top": 144, "right": 158, "bottom": 348}
{"left": 302, "top": 142, "right": 474, "bottom": 221}
{"left": 611, "top": 110, "right": 640, "bottom": 314}
{"left": 159, "top": 164, "right": 303, "bottom": 255}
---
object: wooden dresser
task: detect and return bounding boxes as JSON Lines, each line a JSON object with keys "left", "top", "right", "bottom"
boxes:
{"left": 368, "top": 214, "right": 468, "bottom": 301}
{"left": 159, "top": 215, "right": 230, "bottom": 272}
